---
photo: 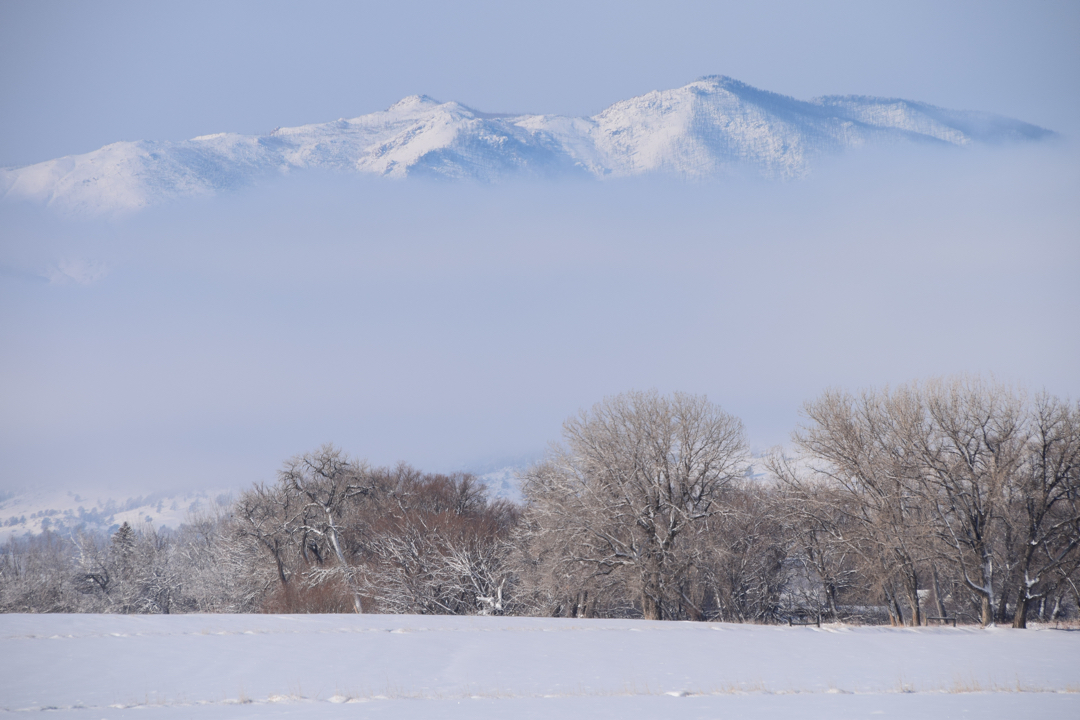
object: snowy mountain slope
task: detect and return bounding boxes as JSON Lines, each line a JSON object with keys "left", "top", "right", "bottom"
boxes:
{"left": 0, "top": 489, "right": 233, "bottom": 538}
{"left": 0, "top": 76, "right": 1054, "bottom": 213}
{"left": 477, "top": 466, "right": 527, "bottom": 503}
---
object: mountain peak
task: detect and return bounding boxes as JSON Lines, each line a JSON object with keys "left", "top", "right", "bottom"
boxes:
{"left": 388, "top": 94, "right": 441, "bottom": 111}
{"left": 695, "top": 74, "right": 740, "bottom": 87}
{"left": 0, "top": 77, "right": 1053, "bottom": 214}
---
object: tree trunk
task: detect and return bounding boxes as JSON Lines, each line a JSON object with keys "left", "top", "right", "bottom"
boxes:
{"left": 1012, "top": 595, "right": 1029, "bottom": 628}
{"left": 980, "top": 593, "right": 993, "bottom": 626}
{"left": 980, "top": 552, "right": 996, "bottom": 625}
{"left": 1011, "top": 542, "right": 1040, "bottom": 629}
{"left": 575, "top": 590, "right": 589, "bottom": 619}
{"left": 931, "top": 565, "right": 948, "bottom": 620}
{"left": 640, "top": 559, "right": 664, "bottom": 620}
{"left": 905, "top": 587, "right": 922, "bottom": 627}
{"left": 641, "top": 568, "right": 663, "bottom": 620}
{"left": 825, "top": 582, "right": 839, "bottom": 621}
{"left": 641, "top": 590, "right": 662, "bottom": 620}
{"left": 273, "top": 546, "right": 289, "bottom": 588}
{"left": 883, "top": 585, "right": 902, "bottom": 626}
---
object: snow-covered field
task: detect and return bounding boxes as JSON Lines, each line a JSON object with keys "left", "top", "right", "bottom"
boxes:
{"left": 2, "top": 614, "right": 1077, "bottom": 719}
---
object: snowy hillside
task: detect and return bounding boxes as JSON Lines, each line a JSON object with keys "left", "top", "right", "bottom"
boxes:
{"left": 0, "top": 489, "right": 232, "bottom": 538}
{"left": 477, "top": 466, "right": 526, "bottom": 503}
{"left": 0, "top": 76, "right": 1054, "bottom": 213}
{"left": 3, "top": 613, "right": 1077, "bottom": 719}
{"left": 0, "top": 465, "right": 519, "bottom": 539}
{"left": 0, "top": 474, "right": 523, "bottom": 538}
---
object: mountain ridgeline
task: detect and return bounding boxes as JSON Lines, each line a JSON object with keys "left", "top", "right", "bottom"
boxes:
{"left": 1, "top": 76, "right": 1055, "bottom": 213}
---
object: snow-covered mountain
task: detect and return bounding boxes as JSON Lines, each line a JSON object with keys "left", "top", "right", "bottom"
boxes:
{"left": 0, "top": 76, "right": 1054, "bottom": 214}
{"left": 0, "top": 489, "right": 233, "bottom": 538}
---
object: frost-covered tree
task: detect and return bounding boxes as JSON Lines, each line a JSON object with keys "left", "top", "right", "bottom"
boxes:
{"left": 784, "top": 377, "right": 1080, "bottom": 627}
{"left": 0, "top": 532, "right": 79, "bottom": 612}
{"left": 915, "top": 378, "right": 1028, "bottom": 626}
{"left": 784, "top": 386, "right": 934, "bottom": 626}
{"left": 362, "top": 469, "right": 518, "bottom": 615}
{"left": 520, "top": 391, "right": 748, "bottom": 620}
{"left": 1007, "top": 395, "right": 1080, "bottom": 627}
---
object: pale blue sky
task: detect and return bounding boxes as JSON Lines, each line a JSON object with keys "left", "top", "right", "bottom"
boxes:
{"left": 1, "top": 1, "right": 1078, "bottom": 493}
{"left": 1, "top": 0, "right": 1078, "bottom": 167}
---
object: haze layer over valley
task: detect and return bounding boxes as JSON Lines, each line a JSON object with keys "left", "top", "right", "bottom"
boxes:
{"left": 1, "top": 0, "right": 1077, "bottom": 510}
{"left": 3, "top": 141, "right": 1077, "bottom": 497}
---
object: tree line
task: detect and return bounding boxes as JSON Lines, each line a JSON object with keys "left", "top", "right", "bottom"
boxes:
{"left": 3, "top": 379, "right": 1078, "bottom": 627}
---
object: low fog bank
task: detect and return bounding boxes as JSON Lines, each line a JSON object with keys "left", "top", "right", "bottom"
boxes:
{"left": 1, "top": 142, "right": 1077, "bottom": 494}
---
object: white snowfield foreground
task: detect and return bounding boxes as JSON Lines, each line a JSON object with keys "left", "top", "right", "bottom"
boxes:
{"left": 0, "top": 76, "right": 1053, "bottom": 214}
{"left": 1, "top": 614, "right": 1077, "bottom": 719}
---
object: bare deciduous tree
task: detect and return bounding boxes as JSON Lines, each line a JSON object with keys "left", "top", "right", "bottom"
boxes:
{"left": 784, "top": 387, "right": 932, "bottom": 625}
{"left": 916, "top": 378, "right": 1027, "bottom": 625}
{"left": 520, "top": 390, "right": 748, "bottom": 620}
{"left": 1008, "top": 394, "right": 1080, "bottom": 627}
{"left": 784, "top": 377, "right": 1080, "bottom": 627}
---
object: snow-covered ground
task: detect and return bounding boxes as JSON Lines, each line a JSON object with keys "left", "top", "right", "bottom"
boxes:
{"left": 2, "top": 614, "right": 1076, "bottom": 719}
